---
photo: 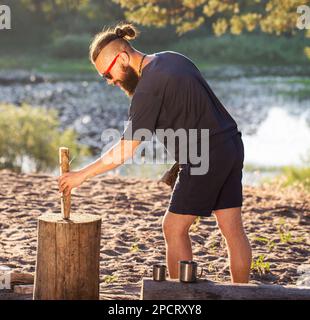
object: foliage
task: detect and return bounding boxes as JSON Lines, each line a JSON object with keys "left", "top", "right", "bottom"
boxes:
{"left": 280, "top": 166, "right": 310, "bottom": 192}
{"left": 251, "top": 255, "right": 270, "bottom": 275}
{"left": 2, "top": 0, "right": 124, "bottom": 43}
{"left": 0, "top": 104, "right": 90, "bottom": 173}
{"left": 1, "top": 0, "right": 309, "bottom": 64}
{"left": 114, "top": 0, "right": 308, "bottom": 36}
{"left": 252, "top": 236, "right": 276, "bottom": 252}
{"left": 103, "top": 274, "right": 118, "bottom": 283}
{"left": 190, "top": 216, "right": 201, "bottom": 232}
{"left": 130, "top": 243, "right": 139, "bottom": 253}
{"left": 50, "top": 34, "right": 92, "bottom": 59}
{"left": 170, "top": 33, "right": 309, "bottom": 65}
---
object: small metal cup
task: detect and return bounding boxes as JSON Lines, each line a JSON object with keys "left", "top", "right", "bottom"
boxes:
{"left": 178, "top": 260, "right": 203, "bottom": 283}
{"left": 153, "top": 264, "right": 167, "bottom": 281}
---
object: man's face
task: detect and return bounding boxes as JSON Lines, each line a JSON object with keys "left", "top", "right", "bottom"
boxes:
{"left": 95, "top": 50, "right": 139, "bottom": 97}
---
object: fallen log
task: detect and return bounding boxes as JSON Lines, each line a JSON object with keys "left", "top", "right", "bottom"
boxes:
{"left": 141, "top": 277, "right": 310, "bottom": 300}
{"left": 11, "top": 273, "right": 34, "bottom": 286}
{"left": 14, "top": 285, "right": 34, "bottom": 295}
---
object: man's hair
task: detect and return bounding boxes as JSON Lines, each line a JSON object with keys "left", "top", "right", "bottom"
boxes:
{"left": 89, "top": 23, "right": 139, "bottom": 64}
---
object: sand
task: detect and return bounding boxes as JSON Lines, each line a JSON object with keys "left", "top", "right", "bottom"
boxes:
{"left": 0, "top": 169, "right": 309, "bottom": 300}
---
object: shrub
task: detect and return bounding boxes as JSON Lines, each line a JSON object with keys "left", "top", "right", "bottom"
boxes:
{"left": 170, "top": 33, "right": 309, "bottom": 65}
{"left": 0, "top": 104, "right": 90, "bottom": 173}
{"left": 50, "top": 34, "right": 92, "bottom": 59}
{"left": 281, "top": 166, "right": 310, "bottom": 192}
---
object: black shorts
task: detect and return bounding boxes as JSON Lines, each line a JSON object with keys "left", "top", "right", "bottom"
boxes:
{"left": 168, "top": 132, "right": 244, "bottom": 217}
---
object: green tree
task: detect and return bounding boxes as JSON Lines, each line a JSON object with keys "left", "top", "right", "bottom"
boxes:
{"left": 113, "top": 0, "right": 307, "bottom": 35}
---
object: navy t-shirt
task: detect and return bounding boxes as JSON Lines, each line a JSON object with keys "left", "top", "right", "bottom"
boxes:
{"left": 121, "top": 51, "right": 239, "bottom": 162}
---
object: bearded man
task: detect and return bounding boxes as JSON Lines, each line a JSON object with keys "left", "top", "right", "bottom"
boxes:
{"left": 58, "top": 23, "right": 252, "bottom": 283}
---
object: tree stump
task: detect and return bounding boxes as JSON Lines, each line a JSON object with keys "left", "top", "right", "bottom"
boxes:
{"left": 33, "top": 147, "right": 102, "bottom": 300}
{"left": 33, "top": 213, "right": 101, "bottom": 300}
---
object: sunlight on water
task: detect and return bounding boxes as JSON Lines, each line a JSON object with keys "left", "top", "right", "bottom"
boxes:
{"left": 243, "top": 107, "right": 310, "bottom": 167}
{"left": 3, "top": 72, "right": 309, "bottom": 186}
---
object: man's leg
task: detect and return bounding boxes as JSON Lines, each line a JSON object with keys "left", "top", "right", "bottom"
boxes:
{"left": 162, "top": 211, "right": 197, "bottom": 279}
{"left": 214, "top": 207, "right": 252, "bottom": 283}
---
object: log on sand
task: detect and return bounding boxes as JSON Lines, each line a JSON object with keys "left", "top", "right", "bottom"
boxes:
{"left": 141, "top": 278, "right": 310, "bottom": 300}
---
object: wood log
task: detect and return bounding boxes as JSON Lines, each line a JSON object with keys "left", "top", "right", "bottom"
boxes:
{"left": 11, "top": 272, "right": 34, "bottom": 285}
{"left": 0, "top": 290, "right": 32, "bottom": 300}
{"left": 14, "top": 285, "right": 34, "bottom": 295}
{"left": 59, "top": 147, "right": 71, "bottom": 219}
{"left": 33, "top": 213, "right": 101, "bottom": 300}
{"left": 141, "top": 277, "right": 310, "bottom": 300}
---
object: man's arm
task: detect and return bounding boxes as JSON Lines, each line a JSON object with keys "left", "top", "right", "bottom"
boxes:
{"left": 80, "top": 139, "right": 141, "bottom": 180}
{"left": 58, "top": 139, "right": 141, "bottom": 195}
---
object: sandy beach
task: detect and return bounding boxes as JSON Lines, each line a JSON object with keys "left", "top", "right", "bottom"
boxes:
{"left": 0, "top": 169, "right": 309, "bottom": 300}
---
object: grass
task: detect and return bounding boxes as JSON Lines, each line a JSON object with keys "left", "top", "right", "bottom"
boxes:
{"left": 103, "top": 274, "right": 118, "bottom": 284}
{"left": 277, "top": 88, "right": 310, "bottom": 100}
{"left": 130, "top": 243, "right": 140, "bottom": 253}
{"left": 285, "top": 78, "right": 310, "bottom": 85}
{"left": 252, "top": 236, "right": 276, "bottom": 252}
{"left": 169, "top": 33, "right": 310, "bottom": 66}
{"left": 244, "top": 163, "right": 283, "bottom": 173}
{"left": 276, "top": 219, "right": 305, "bottom": 244}
{"left": 251, "top": 255, "right": 271, "bottom": 275}
{"left": 1, "top": 33, "right": 309, "bottom": 75}
{"left": 0, "top": 53, "right": 95, "bottom": 75}
{"left": 258, "top": 163, "right": 310, "bottom": 193}
{"left": 190, "top": 216, "right": 201, "bottom": 233}
{"left": 252, "top": 77, "right": 310, "bottom": 85}
{"left": 278, "top": 166, "right": 310, "bottom": 192}
{"left": 207, "top": 237, "right": 220, "bottom": 254}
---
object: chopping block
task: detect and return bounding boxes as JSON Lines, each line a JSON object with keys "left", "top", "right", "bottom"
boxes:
{"left": 33, "top": 147, "right": 102, "bottom": 300}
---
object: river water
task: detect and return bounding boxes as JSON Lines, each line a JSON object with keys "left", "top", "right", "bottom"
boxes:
{"left": 0, "top": 67, "right": 309, "bottom": 185}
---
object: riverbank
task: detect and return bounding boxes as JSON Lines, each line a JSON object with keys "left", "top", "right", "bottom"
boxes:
{"left": 0, "top": 169, "right": 309, "bottom": 299}
{"left": 1, "top": 66, "right": 309, "bottom": 187}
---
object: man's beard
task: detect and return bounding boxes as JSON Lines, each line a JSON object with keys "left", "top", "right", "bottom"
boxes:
{"left": 118, "top": 65, "right": 139, "bottom": 97}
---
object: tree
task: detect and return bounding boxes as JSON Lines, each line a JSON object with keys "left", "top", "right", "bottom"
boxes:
{"left": 113, "top": 0, "right": 308, "bottom": 36}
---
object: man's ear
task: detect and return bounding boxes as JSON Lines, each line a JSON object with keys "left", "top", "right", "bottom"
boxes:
{"left": 120, "top": 51, "right": 130, "bottom": 67}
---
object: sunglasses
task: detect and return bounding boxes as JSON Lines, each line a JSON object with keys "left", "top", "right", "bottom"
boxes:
{"left": 101, "top": 50, "right": 127, "bottom": 80}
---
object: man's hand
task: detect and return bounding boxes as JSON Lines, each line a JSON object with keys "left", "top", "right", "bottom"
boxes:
{"left": 58, "top": 170, "right": 87, "bottom": 196}
{"left": 57, "top": 139, "right": 141, "bottom": 196}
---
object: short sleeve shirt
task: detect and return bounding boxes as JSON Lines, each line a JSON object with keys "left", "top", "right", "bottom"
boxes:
{"left": 121, "top": 51, "right": 239, "bottom": 162}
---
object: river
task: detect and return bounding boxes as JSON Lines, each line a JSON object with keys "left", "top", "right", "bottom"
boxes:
{"left": 0, "top": 66, "right": 309, "bottom": 185}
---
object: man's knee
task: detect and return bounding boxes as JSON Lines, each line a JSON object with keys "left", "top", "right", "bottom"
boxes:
{"left": 214, "top": 207, "right": 244, "bottom": 239}
{"left": 162, "top": 210, "right": 195, "bottom": 240}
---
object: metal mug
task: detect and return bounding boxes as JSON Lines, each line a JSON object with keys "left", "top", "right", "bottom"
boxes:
{"left": 153, "top": 264, "right": 167, "bottom": 281}
{"left": 178, "top": 260, "right": 203, "bottom": 283}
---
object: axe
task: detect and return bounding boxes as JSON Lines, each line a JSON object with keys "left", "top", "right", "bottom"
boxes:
{"left": 158, "top": 161, "right": 180, "bottom": 189}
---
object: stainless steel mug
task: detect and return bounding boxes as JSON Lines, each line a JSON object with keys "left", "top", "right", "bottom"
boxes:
{"left": 153, "top": 264, "right": 167, "bottom": 281}
{"left": 178, "top": 260, "right": 203, "bottom": 283}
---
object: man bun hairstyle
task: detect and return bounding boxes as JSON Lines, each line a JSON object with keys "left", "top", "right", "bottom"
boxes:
{"left": 115, "top": 24, "right": 137, "bottom": 40}
{"left": 89, "top": 23, "right": 139, "bottom": 63}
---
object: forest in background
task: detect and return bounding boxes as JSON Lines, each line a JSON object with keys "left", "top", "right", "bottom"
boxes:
{"left": 0, "top": 0, "right": 309, "bottom": 73}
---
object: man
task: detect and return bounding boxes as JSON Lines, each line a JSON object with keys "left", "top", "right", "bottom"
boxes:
{"left": 58, "top": 23, "right": 252, "bottom": 283}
